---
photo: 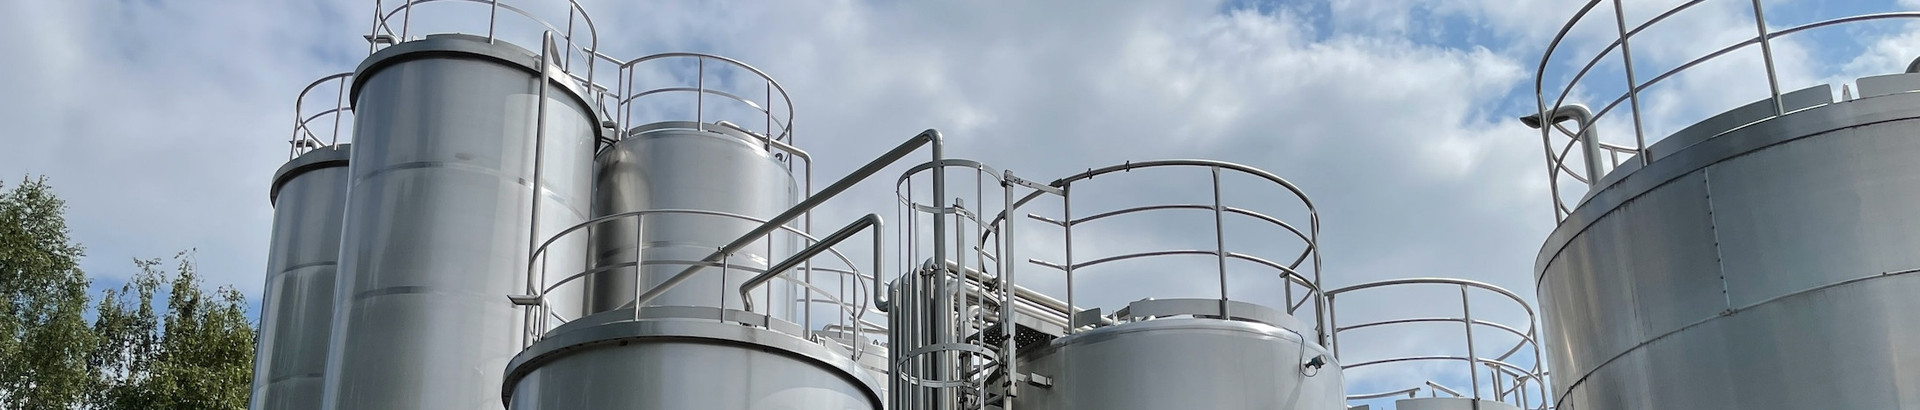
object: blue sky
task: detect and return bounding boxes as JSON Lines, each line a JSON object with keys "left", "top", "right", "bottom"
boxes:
{"left": 3, "top": 0, "right": 1916, "bottom": 408}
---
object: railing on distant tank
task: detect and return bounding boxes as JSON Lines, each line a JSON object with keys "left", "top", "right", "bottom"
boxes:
{"left": 613, "top": 53, "right": 798, "bottom": 150}
{"left": 509, "top": 209, "right": 879, "bottom": 361}
{"left": 1530, "top": 0, "right": 1920, "bottom": 221}
{"left": 366, "top": 0, "right": 618, "bottom": 112}
{"left": 287, "top": 72, "right": 354, "bottom": 159}
{"left": 1019, "top": 160, "right": 1324, "bottom": 341}
{"left": 1327, "top": 278, "right": 1549, "bottom": 410}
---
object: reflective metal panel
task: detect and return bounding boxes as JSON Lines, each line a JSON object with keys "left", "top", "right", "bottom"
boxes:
{"left": 1012, "top": 317, "right": 1344, "bottom": 410}
{"left": 1394, "top": 398, "right": 1520, "bottom": 410}
{"left": 1538, "top": 92, "right": 1920, "bottom": 409}
{"left": 252, "top": 146, "right": 351, "bottom": 410}
{"left": 323, "top": 34, "right": 596, "bottom": 410}
{"left": 1707, "top": 122, "right": 1920, "bottom": 306}
{"left": 502, "top": 310, "right": 881, "bottom": 410}
{"left": 584, "top": 124, "right": 798, "bottom": 314}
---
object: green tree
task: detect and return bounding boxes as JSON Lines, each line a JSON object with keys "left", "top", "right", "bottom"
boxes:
{"left": 0, "top": 177, "right": 255, "bottom": 409}
{"left": 85, "top": 263, "right": 161, "bottom": 409}
{"left": 0, "top": 176, "right": 95, "bottom": 409}
{"left": 89, "top": 252, "right": 255, "bottom": 410}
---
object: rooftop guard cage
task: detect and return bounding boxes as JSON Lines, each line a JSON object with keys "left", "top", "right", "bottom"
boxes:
{"left": 1329, "top": 279, "right": 1549, "bottom": 410}
{"left": 1529, "top": 0, "right": 1920, "bottom": 222}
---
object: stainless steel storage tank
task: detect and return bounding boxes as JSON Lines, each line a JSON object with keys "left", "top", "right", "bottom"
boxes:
{"left": 1011, "top": 309, "right": 1344, "bottom": 410}
{"left": 500, "top": 308, "right": 883, "bottom": 410}
{"left": 322, "top": 33, "right": 598, "bottom": 409}
{"left": 499, "top": 51, "right": 890, "bottom": 410}
{"left": 1528, "top": 4, "right": 1920, "bottom": 408}
{"left": 584, "top": 122, "right": 798, "bottom": 314}
{"left": 1535, "top": 82, "right": 1920, "bottom": 410}
{"left": 1001, "top": 161, "right": 1343, "bottom": 410}
{"left": 252, "top": 144, "right": 350, "bottom": 410}
{"left": 1393, "top": 398, "right": 1520, "bottom": 410}
{"left": 579, "top": 53, "right": 801, "bottom": 316}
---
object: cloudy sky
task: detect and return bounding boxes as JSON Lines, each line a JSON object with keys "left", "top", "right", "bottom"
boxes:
{"left": 3, "top": 0, "right": 1917, "bottom": 406}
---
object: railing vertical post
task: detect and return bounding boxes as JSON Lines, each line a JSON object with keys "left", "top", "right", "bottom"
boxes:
{"left": 1610, "top": 0, "right": 1650, "bottom": 165}
{"left": 622, "top": 64, "right": 636, "bottom": 131}
{"left": 537, "top": 251, "right": 549, "bottom": 334}
{"left": 400, "top": 0, "right": 414, "bottom": 41}
{"left": 1061, "top": 186, "right": 1075, "bottom": 334}
{"left": 330, "top": 77, "right": 346, "bottom": 146}
{"left": 368, "top": 0, "right": 384, "bottom": 54}
{"left": 485, "top": 0, "right": 499, "bottom": 42}
{"left": 696, "top": 58, "right": 706, "bottom": 130}
{"left": 564, "top": 10, "right": 577, "bottom": 71}
{"left": 1001, "top": 172, "right": 1019, "bottom": 410}
{"left": 719, "top": 252, "right": 731, "bottom": 322}
{"left": 1750, "top": 0, "right": 1785, "bottom": 115}
{"left": 1327, "top": 293, "right": 1340, "bottom": 358}
{"left": 1211, "top": 166, "right": 1231, "bottom": 320}
{"left": 1461, "top": 284, "right": 1481, "bottom": 402}
{"left": 766, "top": 83, "right": 775, "bottom": 139}
{"left": 1493, "top": 368, "right": 1505, "bottom": 402}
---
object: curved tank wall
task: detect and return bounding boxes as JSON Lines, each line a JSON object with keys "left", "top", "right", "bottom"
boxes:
{"left": 583, "top": 124, "right": 798, "bottom": 314}
{"left": 321, "top": 34, "right": 598, "bottom": 409}
{"left": 1012, "top": 317, "right": 1345, "bottom": 410}
{"left": 1537, "top": 89, "right": 1920, "bottom": 409}
{"left": 500, "top": 309, "right": 883, "bottom": 410}
{"left": 1392, "top": 398, "right": 1520, "bottom": 410}
{"left": 251, "top": 145, "right": 350, "bottom": 410}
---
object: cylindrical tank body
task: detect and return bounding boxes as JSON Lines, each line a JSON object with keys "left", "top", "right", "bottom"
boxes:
{"left": 252, "top": 145, "right": 351, "bottom": 410}
{"left": 1393, "top": 398, "right": 1520, "bottom": 410}
{"left": 1537, "top": 88, "right": 1920, "bottom": 409}
{"left": 1012, "top": 317, "right": 1345, "bottom": 410}
{"left": 322, "top": 34, "right": 597, "bottom": 409}
{"left": 500, "top": 309, "right": 883, "bottom": 410}
{"left": 583, "top": 124, "right": 798, "bottom": 315}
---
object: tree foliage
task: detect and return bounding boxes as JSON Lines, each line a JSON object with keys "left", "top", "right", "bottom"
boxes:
{"left": 0, "top": 177, "right": 94, "bottom": 409}
{"left": 0, "top": 177, "right": 255, "bottom": 409}
{"left": 89, "top": 254, "right": 254, "bottom": 409}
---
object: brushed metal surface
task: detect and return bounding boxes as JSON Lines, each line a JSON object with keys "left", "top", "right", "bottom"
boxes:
{"left": 1012, "top": 317, "right": 1345, "bottom": 410}
{"left": 322, "top": 34, "right": 598, "bottom": 410}
{"left": 583, "top": 125, "right": 798, "bottom": 315}
{"left": 1537, "top": 92, "right": 1920, "bottom": 409}
{"left": 252, "top": 146, "right": 351, "bottom": 410}
{"left": 1394, "top": 398, "right": 1521, "bottom": 410}
{"left": 502, "top": 310, "right": 881, "bottom": 410}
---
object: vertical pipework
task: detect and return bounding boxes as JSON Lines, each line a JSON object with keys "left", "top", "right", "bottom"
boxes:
{"left": 1520, "top": 104, "right": 1605, "bottom": 186}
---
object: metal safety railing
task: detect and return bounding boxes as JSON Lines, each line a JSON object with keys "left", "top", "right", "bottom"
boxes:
{"left": 511, "top": 209, "right": 877, "bottom": 359}
{"left": 366, "top": 0, "right": 619, "bottom": 111}
{"left": 287, "top": 72, "right": 354, "bottom": 159}
{"left": 1530, "top": 0, "right": 1920, "bottom": 221}
{"left": 890, "top": 158, "right": 1065, "bottom": 410}
{"left": 1019, "top": 160, "right": 1324, "bottom": 342}
{"left": 507, "top": 128, "right": 947, "bottom": 370}
{"left": 612, "top": 53, "right": 797, "bottom": 149}
{"left": 1328, "top": 278, "right": 1550, "bottom": 410}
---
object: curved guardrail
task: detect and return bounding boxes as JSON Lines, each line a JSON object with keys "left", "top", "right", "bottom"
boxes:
{"left": 1327, "top": 278, "right": 1549, "bottom": 409}
{"left": 512, "top": 209, "right": 877, "bottom": 361}
{"left": 1529, "top": 0, "right": 1920, "bottom": 221}
{"left": 1018, "top": 160, "right": 1324, "bottom": 339}
{"left": 613, "top": 53, "right": 798, "bottom": 148}
{"left": 287, "top": 72, "right": 354, "bottom": 158}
